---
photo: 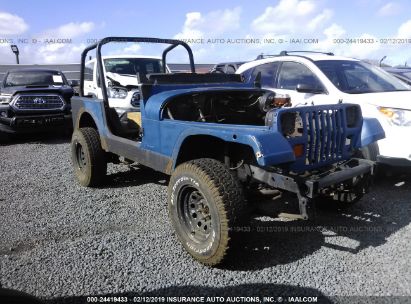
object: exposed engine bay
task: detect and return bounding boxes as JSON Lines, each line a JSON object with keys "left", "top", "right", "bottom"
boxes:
{"left": 163, "top": 91, "right": 291, "bottom": 126}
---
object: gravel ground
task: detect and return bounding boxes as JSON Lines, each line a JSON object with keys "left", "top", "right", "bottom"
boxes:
{"left": 0, "top": 134, "right": 410, "bottom": 303}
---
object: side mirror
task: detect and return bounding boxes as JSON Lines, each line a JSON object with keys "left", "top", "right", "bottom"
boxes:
{"left": 69, "top": 79, "right": 79, "bottom": 87}
{"left": 296, "top": 83, "right": 324, "bottom": 94}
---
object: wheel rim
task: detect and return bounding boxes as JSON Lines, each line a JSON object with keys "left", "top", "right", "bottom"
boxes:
{"left": 178, "top": 186, "right": 213, "bottom": 243}
{"left": 75, "top": 142, "right": 87, "bottom": 171}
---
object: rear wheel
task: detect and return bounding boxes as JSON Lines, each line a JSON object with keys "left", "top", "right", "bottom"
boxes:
{"left": 168, "top": 158, "right": 246, "bottom": 266}
{"left": 71, "top": 127, "right": 107, "bottom": 187}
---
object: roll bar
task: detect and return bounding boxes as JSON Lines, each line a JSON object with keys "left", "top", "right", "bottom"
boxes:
{"left": 79, "top": 37, "right": 196, "bottom": 108}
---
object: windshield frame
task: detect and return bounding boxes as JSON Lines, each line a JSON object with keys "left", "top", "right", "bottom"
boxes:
{"left": 315, "top": 60, "right": 411, "bottom": 94}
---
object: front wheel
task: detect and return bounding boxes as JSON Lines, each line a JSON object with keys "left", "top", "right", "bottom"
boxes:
{"left": 71, "top": 127, "right": 107, "bottom": 187}
{"left": 359, "top": 142, "right": 379, "bottom": 161}
{"left": 168, "top": 158, "right": 246, "bottom": 266}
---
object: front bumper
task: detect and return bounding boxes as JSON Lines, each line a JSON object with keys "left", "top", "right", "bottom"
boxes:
{"left": 250, "top": 158, "right": 374, "bottom": 219}
{"left": 251, "top": 158, "right": 374, "bottom": 199}
{"left": 0, "top": 113, "right": 72, "bottom": 134}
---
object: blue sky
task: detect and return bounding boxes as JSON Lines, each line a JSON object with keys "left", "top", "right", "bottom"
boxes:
{"left": 0, "top": 0, "right": 411, "bottom": 65}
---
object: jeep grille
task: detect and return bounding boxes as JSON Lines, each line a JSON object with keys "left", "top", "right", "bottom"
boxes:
{"left": 305, "top": 108, "right": 347, "bottom": 165}
{"left": 276, "top": 104, "right": 362, "bottom": 172}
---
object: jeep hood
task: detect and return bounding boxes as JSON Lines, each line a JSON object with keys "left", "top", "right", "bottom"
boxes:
{"left": 342, "top": 90, "right": 411, "bottom": 110}
{"left": 145, "top": 86, "right": 262, "bottom": 120}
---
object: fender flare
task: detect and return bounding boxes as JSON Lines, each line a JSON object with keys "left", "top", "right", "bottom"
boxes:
{"left": 357, "top": 117, "right": 385, "bottom": 147}
{"left": 170, "top": 127, "right": 295, "bottom": 169}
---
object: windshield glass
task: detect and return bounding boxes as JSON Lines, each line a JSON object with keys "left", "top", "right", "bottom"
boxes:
{"left": 104, "top": 58, "right": 164, "bottom": 78}
{"left": 4, "top": 70, "right": 65, "bottom": 87}
{"left": 315, "top": 60, "right": 410, "bottom": 93}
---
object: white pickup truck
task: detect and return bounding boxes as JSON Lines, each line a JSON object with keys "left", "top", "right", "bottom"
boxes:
{"left": 84, "top": 55, "right": 170, "bottom": 113}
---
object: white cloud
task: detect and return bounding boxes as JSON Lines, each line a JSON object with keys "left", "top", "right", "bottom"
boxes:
{"left": 307, "top": 9, "right": 333, "bottom": 32}
{"left": 0, "top": 42, "right": 86, "bottom": 64}
{"left": 314, "top": 24, "right": 383, "bottom": 59}
{"left": 106, "top": 43, "right": 142, "bottom": 56}
{"left": 312, "top": 23, "right": 345, "bottom": 51}
{"left": 20, "top": 21, "right": 97, "bottom": 64}
{"left": 0, "top": 11, "right": 28, "bottom": 35}
{"left": 252, "top": 0, "right": 331, "bottom": 34}
{"left": 377, "top": 2, "right": 401, "bottom": 16}
{"left": 0, "top": 21, "right": 98, "bottom": 64}
{"left": 172, "top": 7, "right": 242, "bottom": 63}
{"left": 39, "top": 22, "right": 95, "bottom": 39}
{"left": 175, "top": 7, "right": 242, "bottom": 40}
{"left": 28, "top": 43, "right": 86, "bottom": 64}
{"left": 309, "top": 23, "right": 385, "bottom": 60}
{"left": 122, "top": 44, "right": 141, "bottom": 54}
{"left": 324, "top": 23, "right": 346, "bottom": 39}
{"left": 343, "top": 33, "right": 381, "bottom": 58}
{"left": 396, "top": 19, "right": 411, "bottom": 37}
{"left": 175, "top": 12, "right": 203, "bottom": 40}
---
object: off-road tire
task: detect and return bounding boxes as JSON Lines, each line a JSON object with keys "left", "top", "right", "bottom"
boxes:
{"left": 71, "top": 127, "right": 107, "bottom": 187}
{"left": 168, "top": 158, "right": 246, "bottom": 266}
{"left": 359, "top": 142, "right": 379, "bottom": 161}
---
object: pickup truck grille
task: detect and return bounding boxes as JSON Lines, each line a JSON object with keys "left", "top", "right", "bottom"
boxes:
{"left": 275, "top": 104, "right": 362, "bottom": 173}
{"left": 12, "top": 94, "right": 65, "bottom": 110}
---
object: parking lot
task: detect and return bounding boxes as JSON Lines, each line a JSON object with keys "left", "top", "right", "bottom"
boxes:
{"left": 0, "top": 133, "right": 410, "bottom": 302}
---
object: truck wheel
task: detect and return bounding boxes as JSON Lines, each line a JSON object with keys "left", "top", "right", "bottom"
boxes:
{"left": 168, "top": 158, "right": 245, "bottom": 266}
{"left": 359, "top": 142, "right": 379, "bottom": 161}
{"left": 71, "top": 127, "right": 107, "bottom": 187}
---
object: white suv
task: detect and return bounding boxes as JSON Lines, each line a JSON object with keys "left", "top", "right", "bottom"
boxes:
{"left": 236, "top": 52, "right": 411, "bottom": 167}
{"left": 84, "top": 55, "right": 170, "bottom": 113}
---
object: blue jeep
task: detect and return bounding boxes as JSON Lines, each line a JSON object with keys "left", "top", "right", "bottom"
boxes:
{"left": 70, "top": 37, "right": 385, "bottom": 266}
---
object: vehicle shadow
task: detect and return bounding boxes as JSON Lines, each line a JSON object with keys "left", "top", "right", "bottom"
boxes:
{"left": 105, "top": 165, "right": 169, "bottom": 188}
{"left": 42, "top": 283, "right": 330, "bottom": 303}
{"left": 100, "top": 165, "right": 411, "bottom": 271}
{"left": 0, "top": 132, "right": 71, "bottom": 146}
{"left": 225, "top": 172, "right": 411, "bottom": 271}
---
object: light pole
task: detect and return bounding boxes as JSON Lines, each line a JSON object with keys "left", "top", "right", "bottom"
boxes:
{"left": 10, "top": 44, "right": 19, "bottom": 64}
{"left": 379, "top": 55, "right": 386, "bottom": 67}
